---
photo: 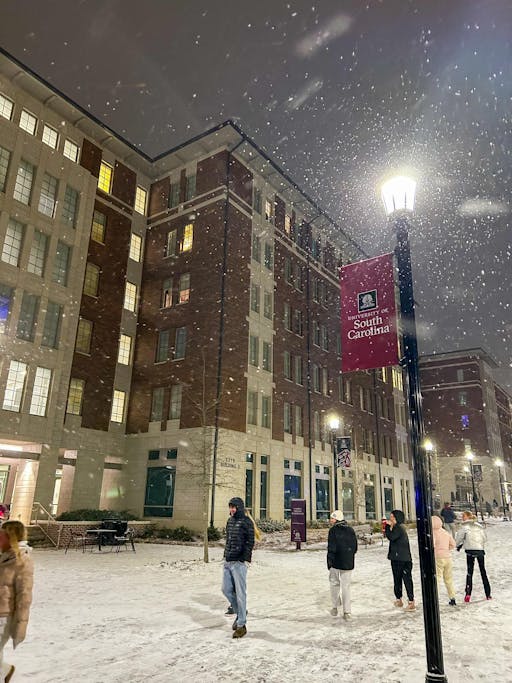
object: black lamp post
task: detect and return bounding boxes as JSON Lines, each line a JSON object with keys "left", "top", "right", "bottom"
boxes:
{"left": 495, "top": 459, "right": 509, "bottom": 521}
{"left": 329, "top": 416, "right": 340, "bottom": 509}
{"left": 466, "top": 453, "right": 479, "bottom": 519}
{"left": 381, "top": 177, "right": 447, "bottom": 683}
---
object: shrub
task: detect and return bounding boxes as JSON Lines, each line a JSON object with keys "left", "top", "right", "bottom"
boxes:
{"left": 56, "top": 509, "right": 139, "bottom": 521}
{"left": 153, "top": 526, "right": 195, "bottom": 542}
{"left": 256, "top": 518, "right": 288, "bottom": 533}
{"left": 207, "top": 526, "right": 223, "bottom": 541}
{"left": 371, "top": 521, "right": 383, "bottom": 533}
{"left": 308, "top": 519, "right": 330, "bottom": 529}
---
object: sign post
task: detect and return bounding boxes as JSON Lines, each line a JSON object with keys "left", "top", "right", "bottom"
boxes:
{"left": 290, "top": 499, "right": 306, "bottom": 550}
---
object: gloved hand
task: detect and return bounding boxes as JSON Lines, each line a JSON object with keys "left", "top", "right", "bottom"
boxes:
{"left": 456, "top": 546, "right": 462, "bottom": 552}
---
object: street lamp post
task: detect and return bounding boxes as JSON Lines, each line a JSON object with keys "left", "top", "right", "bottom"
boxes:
{"left": 381, "top": 176, "right": 446, "bottom": 683}
{"left": 495, "top": 459, "right": 509, "bottom": 521}
{"left": 328, "top": 417, "right": 340, "bottom": 509}
{"left": 466, "top": 452, "right": 479, "bottom": 519}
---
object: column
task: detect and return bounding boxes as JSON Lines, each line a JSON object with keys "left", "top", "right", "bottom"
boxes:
{"left": 69, "top": 449, "right": 105, "bottom": 510}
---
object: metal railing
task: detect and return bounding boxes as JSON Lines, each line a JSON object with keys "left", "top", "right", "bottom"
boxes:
{"left": 31, "top": 502, "right": 62, "bottom": 548}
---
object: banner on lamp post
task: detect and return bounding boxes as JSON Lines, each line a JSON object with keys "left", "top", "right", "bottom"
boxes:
{"left": 340, "top": 253, "right": 399, "bottom": 373}
{"left": 336, "top": 436, "right": 352, "bottom": 469}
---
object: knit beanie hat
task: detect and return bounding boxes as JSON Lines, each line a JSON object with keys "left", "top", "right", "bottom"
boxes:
{"left": 330, "top": 510, "right": 344, "bottom": 521}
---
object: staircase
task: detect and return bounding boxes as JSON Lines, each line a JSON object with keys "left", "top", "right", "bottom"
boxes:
{"left": 27, "top": 525, "right": 55, "bottom": 548}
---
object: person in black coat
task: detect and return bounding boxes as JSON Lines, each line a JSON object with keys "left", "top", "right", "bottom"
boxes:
{"left": 327, "top": 511, "right": 358, "bottom": 620}
{"left": 385, "top": 509, "right": 415, "bottom": 611}
{"left": 222, "top": 497, "right": 255, "bottom": 639}
{"left": 440, "top": 502, "right": 456, "bottom": 538}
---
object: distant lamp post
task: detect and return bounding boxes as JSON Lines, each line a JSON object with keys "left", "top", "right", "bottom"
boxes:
{"left": 424, "top": 440, "right": 435, "bottom": 509}
{"left": 328, "top": 416, "right": 340, "bottom": 509}
{"left": 466, "top": 452, "right": 479, "bottom": 518}
{"left": 381, "top": 175, "right": 446, "bottom": 683}
{"left": 494, "top": 459, "right": 509, "bottom": 521}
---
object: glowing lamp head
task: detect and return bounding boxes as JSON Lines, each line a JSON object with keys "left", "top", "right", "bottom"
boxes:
{"left": 328, "top": 417, "right": 340, "bottom": 431}
{"left": 381, "top": 176, "right": 416, "bottom": 216}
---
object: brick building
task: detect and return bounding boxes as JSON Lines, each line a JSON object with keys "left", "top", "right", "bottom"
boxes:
{"left": 0, "top": 49, "right": 414, "bottom": 529}
{"left": 420, "top": 348, "right": 512, "bottom": 512}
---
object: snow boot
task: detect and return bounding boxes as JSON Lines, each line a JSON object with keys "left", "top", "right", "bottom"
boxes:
{"left": 330, "top": 607, "right": 338, "bottom": 616}
{"left": 343, "top": 613, "right": 351, "bottom": 621}
{"left": 225, "top": 605, "right": 234, "bottom": 615}
{"left": 464, "top": 595, "right": 471, "bottom": 603}
{"left": 394, "top": 599, "right": 403, "bottom": 607}
{"left": 233, "top": 625, "right": 247, "bottom": 639}
{"left": 405, "top": 601, "right": 416, "bottom": 611}
{"left": 449, "top": 599, "right": 456, "bottom": 606}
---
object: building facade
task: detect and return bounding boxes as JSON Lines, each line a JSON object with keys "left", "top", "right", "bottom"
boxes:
{"left": 420, "top": 348, "right": 512, "bottom": 512}
{"left": 0, "top": 49, "right": 414, "bottom": 530}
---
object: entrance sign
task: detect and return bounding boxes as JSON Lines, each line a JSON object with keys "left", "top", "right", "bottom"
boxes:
{"left": 340, "top": 253, "right": 399, "bottom": 372}
{"left": 290, "top": 499, "right": 306, "bottom": 547}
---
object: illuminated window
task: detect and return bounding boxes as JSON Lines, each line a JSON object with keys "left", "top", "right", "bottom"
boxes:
{"left": 63, "top": 139, "right": 79, "bottom": 162}
{"left": 13, "top": 160, "right": 34, "bottom": 205}
{"left": 118, "top": 334, "right": 132, "bottom": 365}
{"left": 42, "top": 124, "right": 59, "bottom": 149}
{"left": 0, "top": 94, "right": 14, "bottom": 121}
{"left": 134, "top": 186, "right": 147, "bottom": 215}
{"left": 38, "top": 172, "right": 58, "bottom": 217}
{"left": 83, "top": 263, "right": 100, "bottom": 297}
{"left": 180, "top": 224, "right": 193, "bottom": 252}
{"left": 178, "top": 273, "right": 190, "bottom": 304}
{"left": 0, "top": 145, "right": 11, "bottom": 192}
{"left": 76, "top": 318, "right": 93, "bottom": 354}
{"left": 61, "top": 186, "right": 79, "bottom": 226}
{"left": 124, "top": 282, "right": 138, "bottom": 312}
{"left": 284, "top": 214, "right": 291, "bottom": 235}
{"left": 2, "top": 360, "right": 27, "bottom": 412}
{"left": 19, "top": 109, "right": 37, "bottom": 135}
{"left": 27, "top": 230, "right": 48, "bottom": 276}
{"left": 91, "top": 210, "right": 106, "bottom": 243}
{"left": 66, "top": 378, "right": 84, "bottom": 415}
{"left": 461, "top": 415, "right": 470, "bottom": 429}
{"left": 2, "top": 219, "right": 25, "bottom": 266}
{"left": 110, "top": 390, "right": 126, "bottom": 423}
{"left": 392, "top": 367, "right": 403, "bottom": 391}
{"left": 29, "top": 367, "right": 52, "bottom": 416}
{"left": 98, "top": 161, "right": 113, "bottom": 193}
{"left": 129, "top": 233, "right": 142, "bottom": 262}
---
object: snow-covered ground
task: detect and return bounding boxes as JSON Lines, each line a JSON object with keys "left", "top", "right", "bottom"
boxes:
{"left": 9, "top": 520, "right": 512, "bottom": 682}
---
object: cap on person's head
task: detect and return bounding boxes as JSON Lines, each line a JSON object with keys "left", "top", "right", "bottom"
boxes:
{"left": 228, "top": 497, "right": 244, "bottom": 510}
{"left": 391, "top": 509, "right": 405, "bottom": 524}
{"left": 330, "top": 510, "right": 344, "bottom": 521}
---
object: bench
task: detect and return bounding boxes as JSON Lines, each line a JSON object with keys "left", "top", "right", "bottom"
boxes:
{"left": 353, "top": 524, "right": 384, "bottom": 547}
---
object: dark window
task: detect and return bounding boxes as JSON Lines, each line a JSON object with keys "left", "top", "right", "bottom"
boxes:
{"left": 144, "top": 466, "right": 175, "bottom": 517}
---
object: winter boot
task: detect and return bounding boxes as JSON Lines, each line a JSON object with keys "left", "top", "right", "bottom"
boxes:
{"left": 330, "top": 607, "right": 338, "bottom": 616}
{"left": 393, "top": 599, "right": 403, "bottom": 607}
{"left": 405, "top": 601, "right": 416, "bottom": 611}
{"left": 225, "top": 605, "right": 234, "bottom": 615}
{"left": 233, "top": 625, "right": 247, "bottom": 639}
{"left": 464, "top": 595, "right": 471, "bottom": 603}
{"left": 343, "top": 613, "right": 351, "bottom": 621}
{"left": 449, "top": 599, "right": 456, "bottom": 606}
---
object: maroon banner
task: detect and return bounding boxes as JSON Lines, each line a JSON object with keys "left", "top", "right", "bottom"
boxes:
{"left": 340, "top": 253, "right": 399, "bottom": 373}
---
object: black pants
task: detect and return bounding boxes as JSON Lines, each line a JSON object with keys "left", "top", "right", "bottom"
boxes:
{"left": 391, "top": 560, "right": 414, "bottom": 601}
{"left": 465, "top": 551, "right": 491, "bottom": 598}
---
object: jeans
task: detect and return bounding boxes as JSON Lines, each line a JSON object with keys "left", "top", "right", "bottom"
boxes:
{"left": 443, "top": 522, "right": 455, "bottom": 538}
{"left": 435, "top": 558, "right": 456, "bottom": 600}
{"left": 222, "top": 561, "right": 248, "bottom": 627}
{"left": 391, "top": 560, "right": 414, "bottom": 601}
{"left": 465, "top": 551, "right": 491, "bottom": 598}
{"left": 329, "top": 568, "right": 352, "bottom": 614}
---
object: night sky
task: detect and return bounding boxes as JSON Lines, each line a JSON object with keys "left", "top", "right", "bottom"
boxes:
{"left": 1, "top": 0, "right": 511, "bottom": 388}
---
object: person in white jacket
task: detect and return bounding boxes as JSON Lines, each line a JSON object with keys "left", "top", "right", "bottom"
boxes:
{"left": 455, "top": 510, "right": 491, "bottom": 603}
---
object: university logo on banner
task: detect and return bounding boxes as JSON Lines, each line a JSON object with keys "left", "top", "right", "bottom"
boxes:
{"left": 336, "top": 436, "right": 352, "bottom": 469}
{"left": 340, "top": 253, "right": 399, "bottom": 373}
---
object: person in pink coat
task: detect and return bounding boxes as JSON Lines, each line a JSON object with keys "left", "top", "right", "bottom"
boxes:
{"left": 432, "top": 515, "right": 457, "bottom": 605}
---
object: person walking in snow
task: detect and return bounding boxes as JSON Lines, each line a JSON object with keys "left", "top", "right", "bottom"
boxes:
{"left": 431, "top": 515, "right": 457, "bottom": 605}
{"left": 0, "top": 521, "right": 34, "bottom": 682}
{"left": 440, "top": 502, "right": 456, "bottom": 538}
{"left": 455, "top": 510, "right": 491, "bottom": 602}
{"left": 222, "top": 497, "right": 255, "bottom": 639}
{"left": 385, "top": 509, "right": 415, "bottom": 611}
{"left": 327, "top": 511, "right": 358, "bottom": 621}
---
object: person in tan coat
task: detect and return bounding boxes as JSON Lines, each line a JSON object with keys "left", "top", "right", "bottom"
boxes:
{"left": 0, "top": 521, "right": 34, "bottom": 682}
{"left": 431, "top": 515, "right": 456, "bottom": 606}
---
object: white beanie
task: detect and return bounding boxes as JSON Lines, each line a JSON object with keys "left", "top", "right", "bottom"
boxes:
{"left": 330, "top": 510, "right": 344, "bottom": 521}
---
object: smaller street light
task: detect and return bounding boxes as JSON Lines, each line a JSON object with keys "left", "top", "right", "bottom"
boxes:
{"left": 494, "top": 459, "right": 509, "bottom": 521}
{"left": 328, "top": 417, "right": 340, "bottom": 509}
